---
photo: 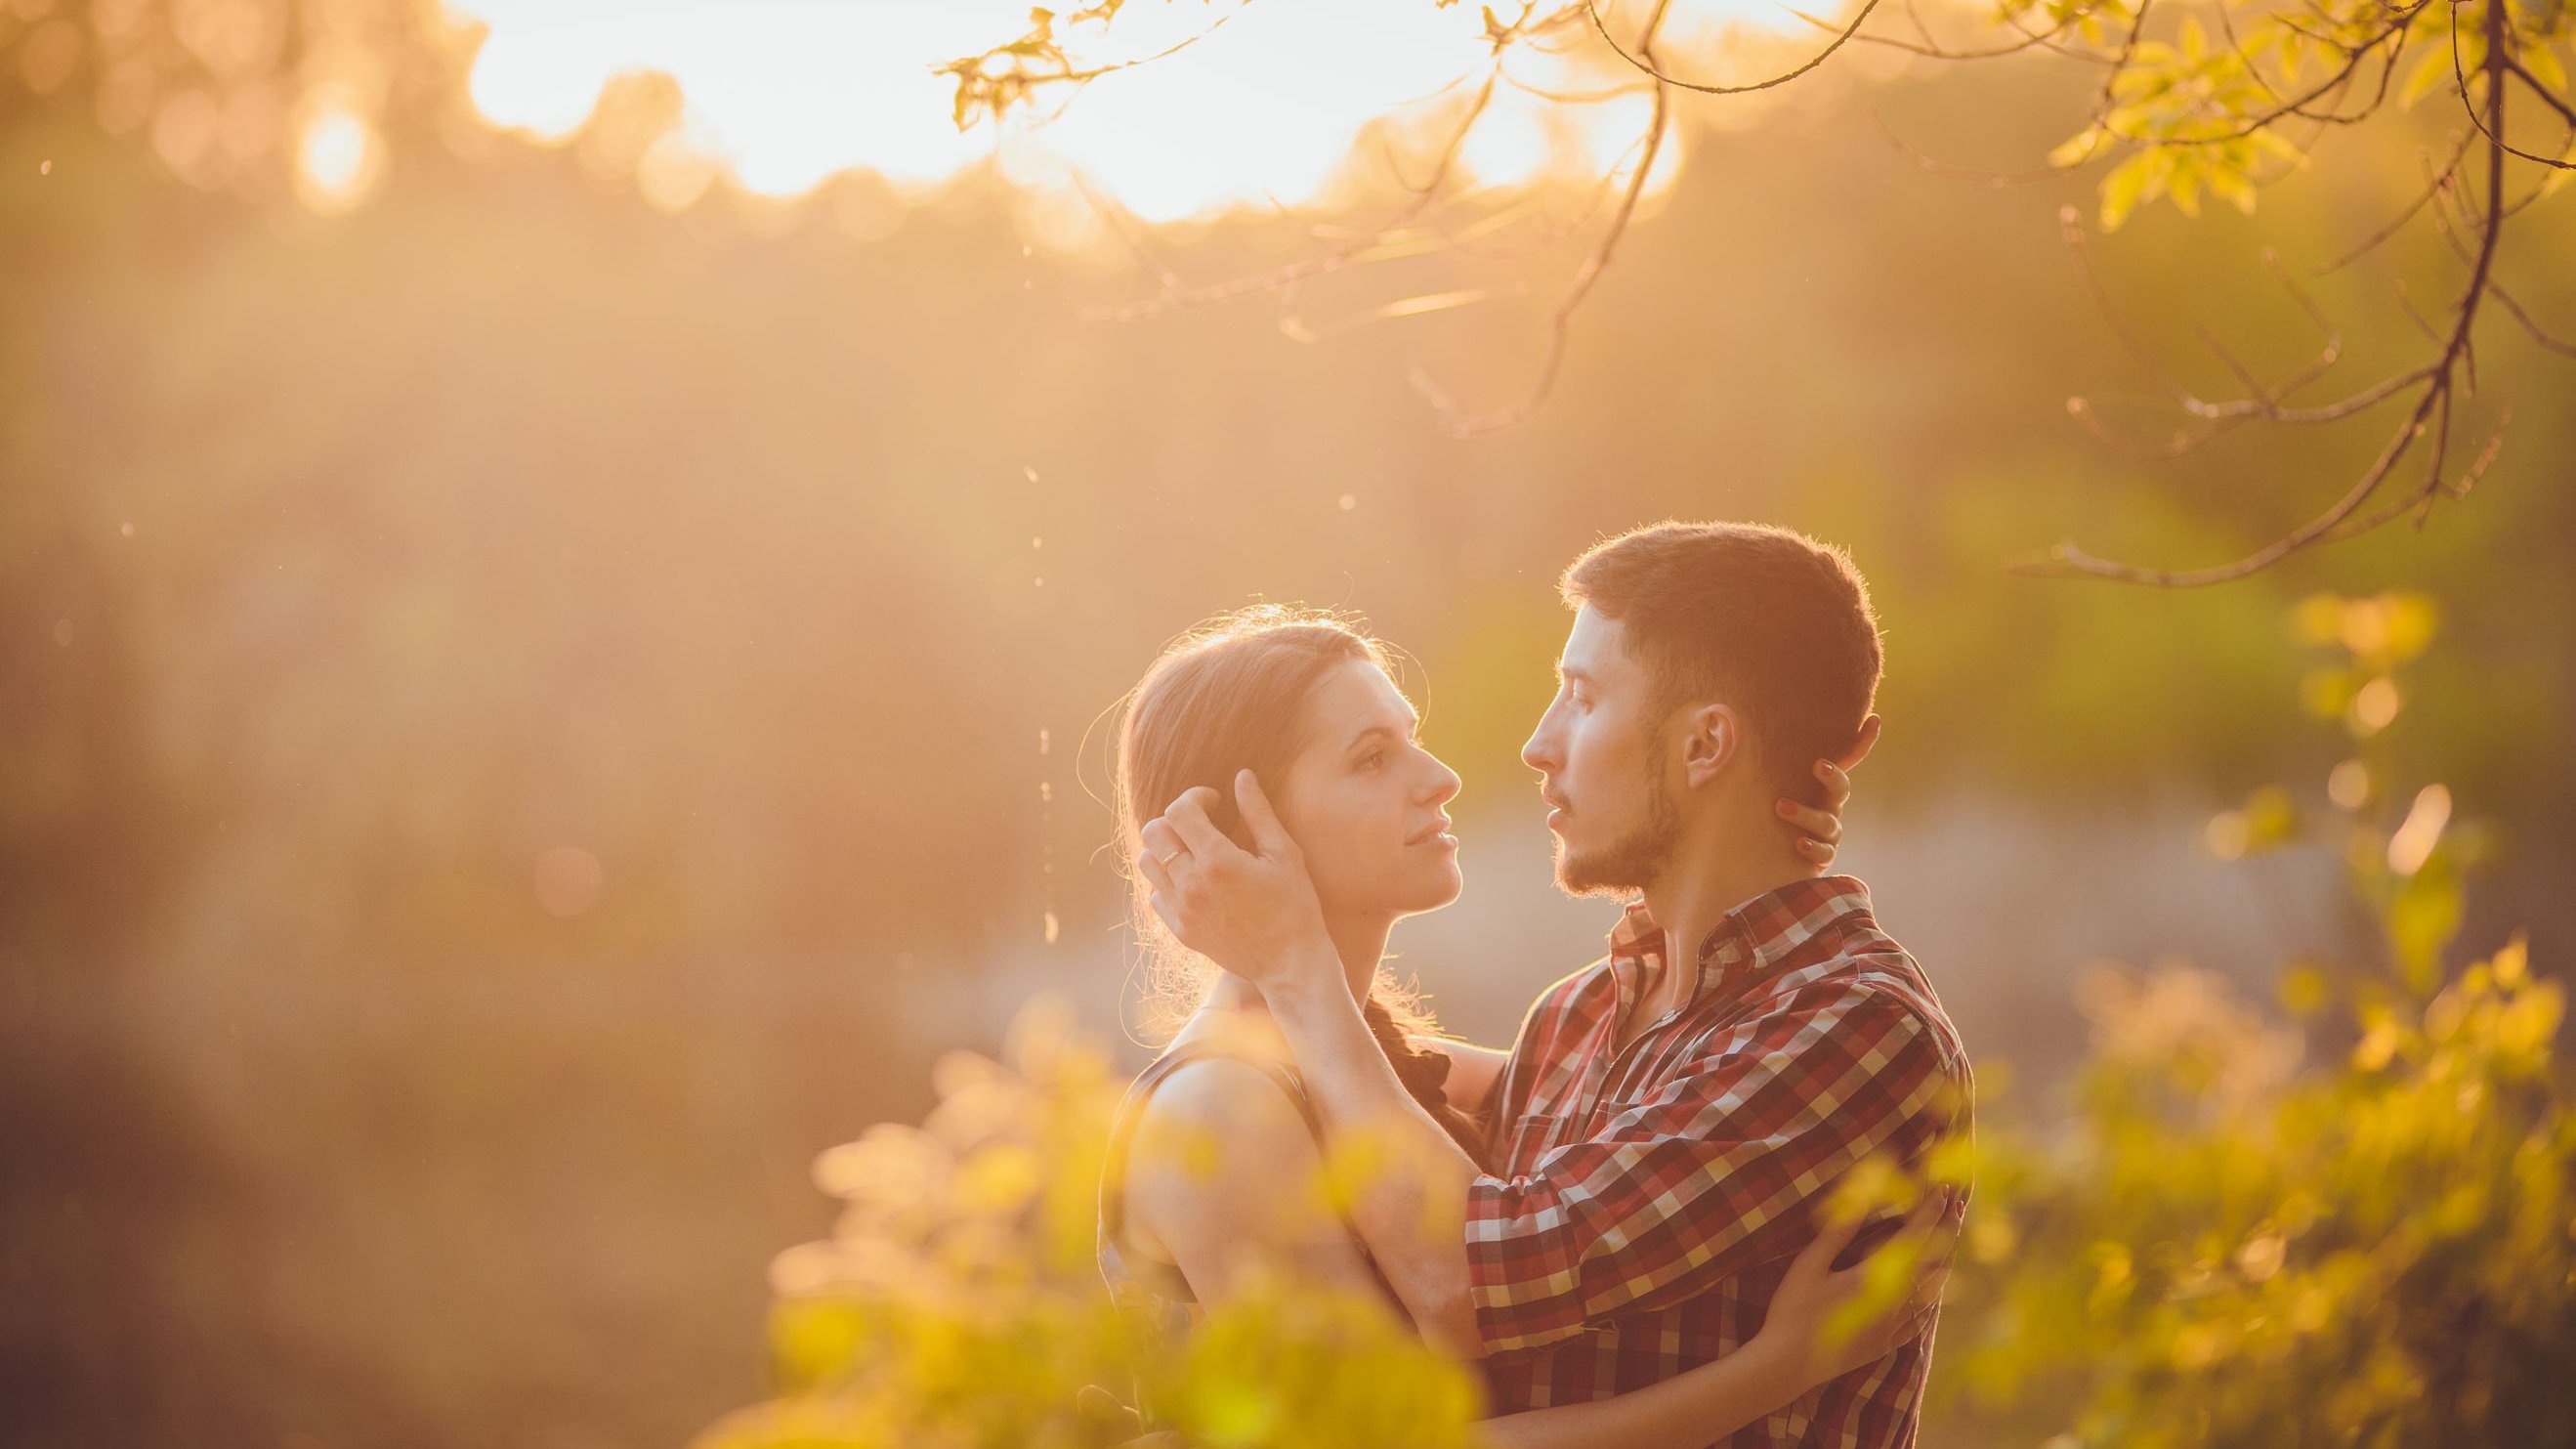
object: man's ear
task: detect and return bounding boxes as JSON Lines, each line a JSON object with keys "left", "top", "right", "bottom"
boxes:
{"left": 1837, "top": 713, "right": 1882, "bottom": 772}
{"left": 1678, "top": 703, "right": 1743, "bottom": 788}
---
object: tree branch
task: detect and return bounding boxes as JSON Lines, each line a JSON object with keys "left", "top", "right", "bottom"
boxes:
{"left": 1584, "top": 0, "right": 1887, "bottom": 95}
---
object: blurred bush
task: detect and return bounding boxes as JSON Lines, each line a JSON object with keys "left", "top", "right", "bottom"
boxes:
{"left": 695, "top": 999, "right": 1480, "bottom": 1449}
{"left": 1930, "top": 595, "right": 2571, "bottom": 1447}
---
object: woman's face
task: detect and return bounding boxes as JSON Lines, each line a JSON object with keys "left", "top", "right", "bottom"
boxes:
{"left": 1271, "top": 659, "right": 1464, "bottom": 920}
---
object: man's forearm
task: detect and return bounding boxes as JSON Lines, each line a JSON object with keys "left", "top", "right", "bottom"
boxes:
{"left": 1262, "top": 959, "right": 1486, "bottom": 1352}
{"left": 1419, "top": 1038, "right": 1508, "bottom": 1119}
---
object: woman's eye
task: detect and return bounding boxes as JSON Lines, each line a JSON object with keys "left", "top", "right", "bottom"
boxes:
{"left": 1358, "top": 750, "right": 1385, "bottom": 771}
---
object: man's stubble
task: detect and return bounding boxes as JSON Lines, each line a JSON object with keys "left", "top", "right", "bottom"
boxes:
{"left": 1554, "top": 747, "right": 1681, "bottom": 898}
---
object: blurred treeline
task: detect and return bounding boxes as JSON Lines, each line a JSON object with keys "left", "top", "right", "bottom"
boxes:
{"left": 1, "top": 11, "right": 2570, "bottom": 1449}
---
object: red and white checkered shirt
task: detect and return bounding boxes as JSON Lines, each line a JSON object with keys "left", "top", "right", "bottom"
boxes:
{"left": 1468, "top": 875, "right": 1970, "bottom": 1449}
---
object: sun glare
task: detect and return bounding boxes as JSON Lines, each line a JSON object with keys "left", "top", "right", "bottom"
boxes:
{"left": 439, "top": 0, "right": 1800, "bottom": 236}
{"left": 296, "top": 100, "right": 382, "bottom": 213}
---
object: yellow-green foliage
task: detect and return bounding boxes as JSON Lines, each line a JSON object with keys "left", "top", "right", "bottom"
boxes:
{"left": 694, "top": 999, "right": 1481, "bottom": 1449}
{"left": 1935, "top": 597, "right": 2573, "bottom": 1447}
{"left": 1938, "top": 935, "right": 2569, "bottom": 1446}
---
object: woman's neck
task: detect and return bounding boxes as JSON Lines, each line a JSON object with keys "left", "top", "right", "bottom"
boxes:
{"left": 1199, "top": 909, "right": 1392, "bottom": 1018}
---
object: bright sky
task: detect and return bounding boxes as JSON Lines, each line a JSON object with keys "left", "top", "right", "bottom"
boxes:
{"left": 435, "top": 0, "right": 1804, "bottom": 229}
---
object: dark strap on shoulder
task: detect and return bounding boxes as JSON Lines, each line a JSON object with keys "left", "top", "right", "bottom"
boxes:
{"left": 1099, "top": 1044, "right": 1325, "bottom": 1251}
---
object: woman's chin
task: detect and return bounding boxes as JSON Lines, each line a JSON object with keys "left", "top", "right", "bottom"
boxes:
{"left": 1406, "top": 858, "right": 1465, "bottom": 912}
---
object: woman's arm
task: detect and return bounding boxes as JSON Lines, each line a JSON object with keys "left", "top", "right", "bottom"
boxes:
{"left": 1477, "top": 1195, "right": 1952, "bottom": 1449}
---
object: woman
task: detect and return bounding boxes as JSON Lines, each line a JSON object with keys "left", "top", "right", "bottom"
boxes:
{"left": 1099, "top": 606, "right": 1945, "bottom": 1447}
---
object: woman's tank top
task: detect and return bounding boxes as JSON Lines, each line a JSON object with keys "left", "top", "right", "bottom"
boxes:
{"left": 1096, "top": 1043, "right": 1402, "bottom": 1333}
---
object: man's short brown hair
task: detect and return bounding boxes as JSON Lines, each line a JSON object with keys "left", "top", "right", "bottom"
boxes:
{"left": 1562, "top": 522, "right": 1881, "bottom": 801}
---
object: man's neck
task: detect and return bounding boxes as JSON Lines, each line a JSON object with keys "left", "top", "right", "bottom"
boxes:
{"left": 1632, "top": 816, "right": 1820, "bottom": 1026}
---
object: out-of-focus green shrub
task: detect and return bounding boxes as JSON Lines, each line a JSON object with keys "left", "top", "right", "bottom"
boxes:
{"left": 693, "top": 999, "right": 1479, "bottom": 1449}
{"left": 1935, "top": 594, "right": 2572, "bottom": 1448}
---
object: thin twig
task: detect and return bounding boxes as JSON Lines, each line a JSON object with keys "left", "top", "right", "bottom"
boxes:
{"left": 1426, "top": 1, "right": 1679, "bottom": 434}
{"left": 2314, "top": 131, "right": 2473, "bottom": 276}
{"left": 2030, "top": 0, "right": 2519, "bottom": 584}
{"left": 1584, "top": 0, "right": 1888, "bottom": 94}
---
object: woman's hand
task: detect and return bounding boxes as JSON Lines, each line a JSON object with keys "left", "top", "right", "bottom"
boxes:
{"left": 1759, "top": 1189, "right": 1956, "bottom": 1391}
{"left": 1137, "top": 772, "right": 1337, "bottom": 999}
{"left": 1776, "top": 714, "right": 1878, "bottom": 870}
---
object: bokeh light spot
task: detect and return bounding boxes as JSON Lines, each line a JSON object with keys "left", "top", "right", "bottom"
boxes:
{"left": 533, "top": 846, "right": 605, "bottom": 918}
{"left": 296, "top": 101, "right": 383, "bottom": 212}
{"left": 18, "top": 19, "right": 80, "bottom": 96}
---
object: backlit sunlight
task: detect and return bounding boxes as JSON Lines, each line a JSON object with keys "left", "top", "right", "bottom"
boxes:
{"left": 440, "top": 0, "right": 1806, "bottom": 231}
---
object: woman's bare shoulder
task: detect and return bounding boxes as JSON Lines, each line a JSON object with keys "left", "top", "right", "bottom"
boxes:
{"left": 1130, "top": 1052, "right": 1314, "bottom": 1157}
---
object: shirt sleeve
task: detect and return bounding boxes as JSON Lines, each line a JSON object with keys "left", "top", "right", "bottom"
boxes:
{"left": 1463, "top": 981, "right": 1961, "bottom": 1357}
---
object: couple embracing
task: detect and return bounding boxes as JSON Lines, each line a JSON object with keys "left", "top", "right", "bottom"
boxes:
{"left": 1096, "top": 522, "right": 1972, "bottom": 1449}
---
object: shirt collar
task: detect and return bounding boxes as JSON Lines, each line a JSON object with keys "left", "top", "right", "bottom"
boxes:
{"left": 1605, "top": 874, "right": 1875, "bottom": 997}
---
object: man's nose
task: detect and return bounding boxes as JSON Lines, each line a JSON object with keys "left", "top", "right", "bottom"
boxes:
{"left": 1521, "top": 714, "right": 1557, "bottom": 775}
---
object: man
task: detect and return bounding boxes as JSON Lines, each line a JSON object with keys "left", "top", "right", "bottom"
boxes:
{"left": 1142, "top": 522, "right": 1971, "bottom": 1447}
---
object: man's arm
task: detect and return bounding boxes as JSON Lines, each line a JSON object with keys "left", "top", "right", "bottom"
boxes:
{"left": 1416, "top": 1038, "right": 1508, "bottom": 1120}
{"left": 1465, "top": 984, "right": 1957, "bottom": 1356}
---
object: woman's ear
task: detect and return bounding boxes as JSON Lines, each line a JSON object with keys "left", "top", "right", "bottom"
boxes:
{"left": 1679, "top": 703, "right": 1743, "bottom": 788}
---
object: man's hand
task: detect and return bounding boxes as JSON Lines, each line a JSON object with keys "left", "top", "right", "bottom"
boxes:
{"left": 1136, "top": 769, "right": 1337, "bottom": 994}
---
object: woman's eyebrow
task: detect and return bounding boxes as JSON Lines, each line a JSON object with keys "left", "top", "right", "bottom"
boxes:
{"left": 1344, "top": 722, "right": 1401, "bottom": 752}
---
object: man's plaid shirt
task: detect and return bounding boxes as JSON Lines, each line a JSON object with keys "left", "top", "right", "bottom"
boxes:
{"left": 1467, "top": 875, "right": 1970, "bottom": 1449}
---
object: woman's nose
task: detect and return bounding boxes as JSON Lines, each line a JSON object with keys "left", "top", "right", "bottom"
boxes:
{"left": 1420, "top": 753, "right": 1462, "bottom": 807}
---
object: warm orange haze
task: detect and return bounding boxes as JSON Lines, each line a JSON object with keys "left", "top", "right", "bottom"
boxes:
{"left": 2, "top": 2, "right": 2571, "bottom": 1447}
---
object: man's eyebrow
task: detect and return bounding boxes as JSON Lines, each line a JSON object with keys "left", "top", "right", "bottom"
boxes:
{"left": 1556, "top": 662, "right": 1595, "bottom": 686}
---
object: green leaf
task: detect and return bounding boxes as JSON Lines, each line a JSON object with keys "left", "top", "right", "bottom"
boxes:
{"left": 2100, "top": 149, "right": 2163, "bottom": 231}
{"left": 2300, "top": 667, "right": 2358, "bottom": 720}
{"left": 2382, "top": 593, "right": 2440, "bottom": 662}
{"left": 2048, "top": 125, "right": 2106, "bottom": 167}
{"left": 2398, "top": 45, "right": 2457, "bottom": 109}
{"left": 2170, "top": 157, "right": 2205, "bottom": 217}
{"left": 2208, "top": 163, "right": 2259, "bottom": 213}
{"left": 2386, "top": 867, "right": 2464, "bottom": 994}
{"left": 2520, "top": 38, "right": 2567, "bottom": 92}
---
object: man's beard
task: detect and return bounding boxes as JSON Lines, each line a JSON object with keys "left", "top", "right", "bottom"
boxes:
{"left": 1554, "top": 766, "right": 1680, "bottom": 897}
